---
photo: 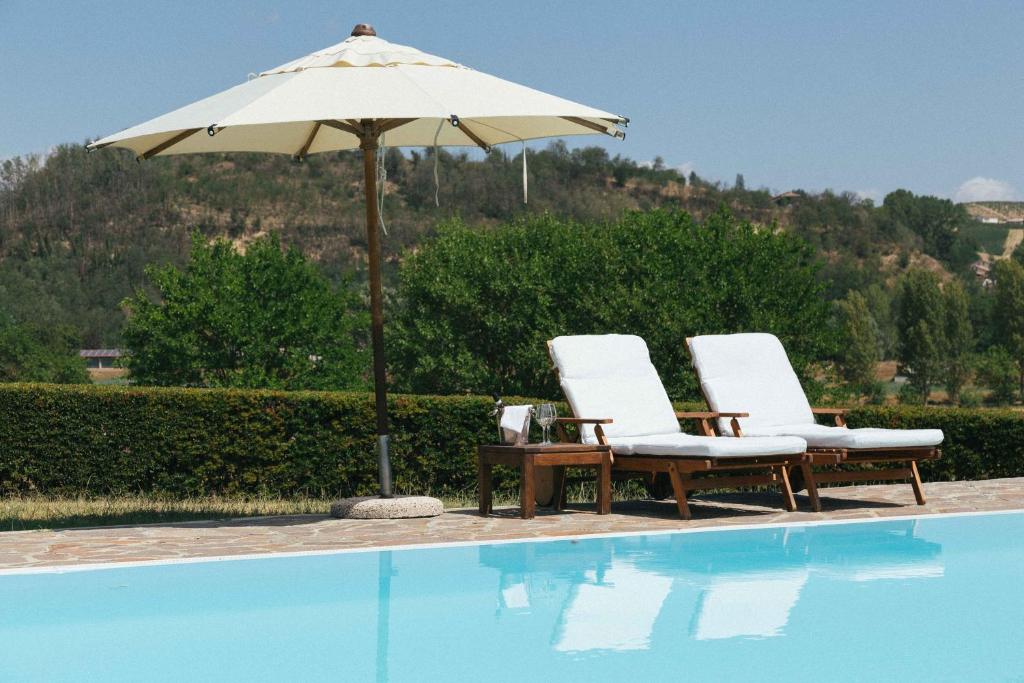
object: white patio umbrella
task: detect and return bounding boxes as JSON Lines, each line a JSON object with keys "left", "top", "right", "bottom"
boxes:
{"left": 90, "top": 23, "right": 627, "bottom": 501}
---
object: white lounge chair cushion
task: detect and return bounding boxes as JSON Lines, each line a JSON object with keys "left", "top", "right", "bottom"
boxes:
{"left": 688, "top": 333, "right": 814, "bottom": 436}
{"left": 606, "top": 433, "right": 807, "bottom": 458}
{"left": 550, "top": 335, "right": 681, "bottom": 444}
{"left": 742, "top": 423, "right": 943, "bottom": 449}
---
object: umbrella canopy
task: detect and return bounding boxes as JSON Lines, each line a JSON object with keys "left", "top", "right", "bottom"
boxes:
{"left": 89, "top": 24, "right": 627, "bottom": 498}
{"left": 91, "top": 26, "right": 626, "bottom": 158}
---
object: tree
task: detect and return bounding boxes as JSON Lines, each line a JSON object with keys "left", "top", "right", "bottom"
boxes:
{"left": 122, "top": 233, "right": 368, "bottom": 389}
{"left": 880, "top": 190, "right": 977, "bottom": 270}
{"left": 896, "top": 270, "right": 947, "bottom": 403}
{"left": 862, "top": 283, "right": 897, "bottom": 357}
{"left": 834, "top": 291, "right": 880, "bottom": 392}
{"left": 991, "top": 259, "right": 1024, "bottom": 398}
{"left": 975, "top": 347, "right": 1017, "bottom": 405}
{"left": 942, "top": 280, "right": 973, "bottom": 403}
{"left": 734, "top": 173, "right": 746, "bottom": 191}
{"left": 0, "top": 313, "right": 89, "bottom": 384}
{"left": 391, "top": 208, "right": 833, "bottom": 399}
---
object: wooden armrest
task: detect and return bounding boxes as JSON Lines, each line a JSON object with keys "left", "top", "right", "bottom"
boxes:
{"left": 556, "top": 417, "right": 613, "bottom": 424}
{"left": 812, "top": 407, "right": 847, "bottom": 426}
{"left": 675, "top": 411, "right": 748, "bottom": 437}
{"left": 675, "top": 411, "right": 749, "bottom": 419}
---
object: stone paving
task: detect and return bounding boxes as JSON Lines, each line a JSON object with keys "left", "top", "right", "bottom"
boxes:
{"left": 2, "top": 478, "right": 1023, "bottom": 571}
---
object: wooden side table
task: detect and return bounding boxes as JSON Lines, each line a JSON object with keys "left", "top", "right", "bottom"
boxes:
{"left": 477, "top": 443, "right": 613, "bottom": 519}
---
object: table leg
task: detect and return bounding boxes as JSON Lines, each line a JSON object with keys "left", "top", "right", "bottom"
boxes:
{"left": 597, "top": 453, "right": 612, "bottom": 515}
{"left": 478, "top": 456, "right": 492, "bottom": 517}
{"left": 552, "top": 466, "right": 567, "bottom": 511}
{"left": 521, "top": 454, "right": 536, "bottom": 519}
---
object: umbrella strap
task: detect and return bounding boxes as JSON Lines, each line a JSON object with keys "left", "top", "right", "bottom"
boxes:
{"left": 433, "top": 119, "right": 444, "bottom": 207}
{"left": 522, "top": 141, "right": 528, "bottom": 204}
{"left": 376, "top": 134, "right": 388, "bottom": 236}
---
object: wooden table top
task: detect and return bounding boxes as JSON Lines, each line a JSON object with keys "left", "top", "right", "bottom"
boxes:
{"left": 478, "top": 442, "right": 611, "bottom": 455}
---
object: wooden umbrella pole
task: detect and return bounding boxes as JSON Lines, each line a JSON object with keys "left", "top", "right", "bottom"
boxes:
{"left": 360, "top": 127, "right": 393, "bottom": 498}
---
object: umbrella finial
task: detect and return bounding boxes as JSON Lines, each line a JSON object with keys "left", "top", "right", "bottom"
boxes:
{"left": 351, "top": 23, "right": 376, "bottom": 37}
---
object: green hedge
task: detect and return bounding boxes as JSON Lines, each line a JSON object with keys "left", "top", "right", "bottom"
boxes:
{"left": 0, "top": 383, "right": 1021, "bottom": 497}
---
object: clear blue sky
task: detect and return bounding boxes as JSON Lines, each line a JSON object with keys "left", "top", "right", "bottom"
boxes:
{"left": 2, "top": 1, "right": 1021, "bottom": 202}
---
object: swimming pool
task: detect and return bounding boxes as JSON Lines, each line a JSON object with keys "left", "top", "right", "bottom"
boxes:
{"left": 2, "top": 511, "right": 1022, "bottom": 681}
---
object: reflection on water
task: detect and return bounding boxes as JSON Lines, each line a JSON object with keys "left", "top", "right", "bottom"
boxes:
{"left": 477, "top": 520, "right": 944, "bottom": 653}
{"left": 693, "top": 569, "right": 807, "bottom": 640}
{"left": 555, "top": 561, "right": 673, "bottom": 652}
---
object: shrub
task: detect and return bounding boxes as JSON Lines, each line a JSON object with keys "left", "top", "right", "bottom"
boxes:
{"left": 0, "top": 383, "right": 503, "bottom": 498}
{"left": 0, "top": 384, "right": 1021, "bottom": 499}
{"left": 391, "top": 208, "right": 833, "bottom": 401}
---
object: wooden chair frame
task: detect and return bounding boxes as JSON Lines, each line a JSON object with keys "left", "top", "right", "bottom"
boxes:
{"left": 547, "top": 341, "right": 809, "bottom": 520}
{"left": 684, "top": 339, "right": 941, "bottom": 512}
{"left": 792, "top": 408, "right": 940, "bottom": 512}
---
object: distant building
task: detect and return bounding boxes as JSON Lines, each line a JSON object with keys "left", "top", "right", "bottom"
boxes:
{"left": 79, "top": 349, "right": 123, "bottom": 369}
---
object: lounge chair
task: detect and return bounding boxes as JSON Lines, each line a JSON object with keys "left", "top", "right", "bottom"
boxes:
{"left": 547, "top": 334, "right": 809, "bottom": 519}
{"left": 686, "top": 333, "right": 943, "bottom": 511}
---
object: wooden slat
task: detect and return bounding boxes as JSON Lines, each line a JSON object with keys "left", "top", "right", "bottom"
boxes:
{"left": 807, "top": 449, "right": 846, "bottom": 465}
{"left": 682, "top": 474, "right": 777, "bottom": 491}
{"left": 533, "top": 452, "right": 606, "bottom": 466}
{"left": 812, "top": 468, "right": 913, "bottom": 484}
{"left": 676, "top": 411, "right": 748, "bottom": 419}
{"left": 610, "top": 456, "right": 700, "bottom": 473}
{"left": 703, "top": 454, "right": 805, "bottom": 468}
{"left": 479, "top": 443, "right": 611, "bottom": 456}
{"left": 838, "top": 447, "right": 940, "bottom": 462}
{"left": 140, "top": 128, "right": 202, "bottom": 160}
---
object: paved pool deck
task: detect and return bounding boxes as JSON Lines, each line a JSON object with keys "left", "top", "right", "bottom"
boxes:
{"left": 2, "top": 478, "right": 1022, "bottom": 571}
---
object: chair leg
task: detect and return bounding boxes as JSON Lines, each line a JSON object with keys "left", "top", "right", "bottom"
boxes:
{"left": 909, "top": 460, "right": 926, "bottom": 505}
{"left": 778, "top": 466, "right": 797, "bottom": 512}
{"left": 801, "top": 463, "right": 822, "bottom": 512}
{"left": 667, "top": 464, "right": 692, "bottom": 521}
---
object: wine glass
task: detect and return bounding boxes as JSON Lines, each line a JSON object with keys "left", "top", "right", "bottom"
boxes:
{"left": 535, "top": 403, "right": 557, "bottom": 445}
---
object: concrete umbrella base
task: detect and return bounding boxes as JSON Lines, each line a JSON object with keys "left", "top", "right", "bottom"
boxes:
{"left": 330, "top": 495, "right": 444, "bottom": 519}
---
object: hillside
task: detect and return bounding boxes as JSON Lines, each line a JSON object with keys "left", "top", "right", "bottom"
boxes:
{"left": 963, "top": 202, "right": 1024, "bottom": 224}
{"left": 0, "top": 142, "right": 973, "bottom": 346}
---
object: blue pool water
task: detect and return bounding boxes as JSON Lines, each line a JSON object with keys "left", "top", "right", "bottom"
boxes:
{"left": 2, "top": 512, "right": 1023, "bottom": 682}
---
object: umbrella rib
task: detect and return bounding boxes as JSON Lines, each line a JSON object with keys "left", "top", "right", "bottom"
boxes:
{"left": 454, "top": 122, "right": 491, "bottom": 152}
{"left": 319, "top": 119, "right": 366, "bottom": 137}
{"left": 140, "top": 128, "right": 203, "bottom": 160}
{"left": 295, "top": 122, "right": 322, "bottom": 159}
{"left": 560, "top": 116, "right": 625, "bottom": 139}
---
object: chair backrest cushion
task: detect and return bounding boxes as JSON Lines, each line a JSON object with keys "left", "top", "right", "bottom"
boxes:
{"left": 688, "top": 333, "right": 814, "bottom": 435}
{"left": 549, "top": 335, "right": 681, "bottom": 444}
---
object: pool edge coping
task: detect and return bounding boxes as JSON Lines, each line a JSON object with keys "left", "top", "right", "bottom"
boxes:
{"left": 3, "top": 507, "right": 1022, "bottom": 577}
